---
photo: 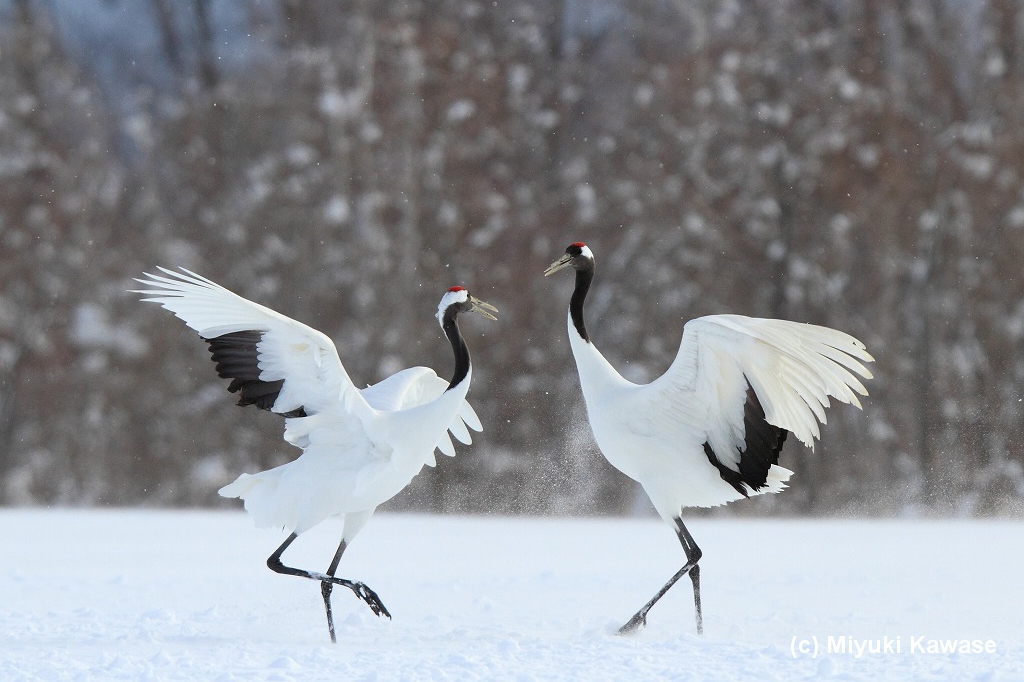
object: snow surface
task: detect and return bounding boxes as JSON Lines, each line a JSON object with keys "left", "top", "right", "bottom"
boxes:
{"left": 2, "top": 510, "right": 1022, "bottom": 681}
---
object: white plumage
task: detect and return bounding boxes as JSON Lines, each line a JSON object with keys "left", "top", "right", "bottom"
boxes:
{"left": 575, "top": 313, "right": 871, "bottom": 513}
{"left": 133, "top": 267, "right": 495, "bottom": 641}
{"left": 545, "top": 242, "right": 873, "bottom": 635}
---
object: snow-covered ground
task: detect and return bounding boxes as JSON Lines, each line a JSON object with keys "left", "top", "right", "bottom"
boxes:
{"left": 2, "top": 510, "right": 1022, "bottom": 681}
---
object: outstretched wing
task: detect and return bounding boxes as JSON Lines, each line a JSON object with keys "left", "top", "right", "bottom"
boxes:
{"left": 360, "top": 366, "right": 483, "bottom": 464}
{"left": 643, "top": 314, "right": 873, "bottom": 495}
{"left": 132, "top": 267, "right": 373, "bottom": 423}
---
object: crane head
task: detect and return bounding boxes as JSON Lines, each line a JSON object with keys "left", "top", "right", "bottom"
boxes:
{"left": 544, "top": 242, "right": 594, "bottom": 276}
{"left": 436, "top": 286, "right": 498, "bottom": 328}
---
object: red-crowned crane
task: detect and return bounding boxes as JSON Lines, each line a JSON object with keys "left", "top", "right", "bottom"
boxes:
{"left": 544, "top": 242, "right": 873, "bottom": 635}
{"left": 133, "top": 268, "right": 496, "bottom": 642}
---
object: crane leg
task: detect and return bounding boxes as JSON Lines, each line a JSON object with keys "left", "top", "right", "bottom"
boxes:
{"left": 618, "top": 518, "right": 703, "bottom": 635}
{"left": 266, "top": 533, "right": 392, "bottom": 643}
{"left": 676, "top": 519, "right": 703, "bottom": 635}
{"left": 319, "top": 538, "right": 348, "bottom": 643}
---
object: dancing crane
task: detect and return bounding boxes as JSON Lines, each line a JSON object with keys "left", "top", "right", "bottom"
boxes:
{"left": 133, "top": 268, "right": 496, "bottom": 642}
{"left": 544, "top": 242, "right": 873, "bottom": 635}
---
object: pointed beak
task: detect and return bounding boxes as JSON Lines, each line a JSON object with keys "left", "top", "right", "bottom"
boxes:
{"left": 544, "top": 254, "right": 573, "bottom": 276}
{"left": 468, "top": 295, "right": 498, "bottom": 320}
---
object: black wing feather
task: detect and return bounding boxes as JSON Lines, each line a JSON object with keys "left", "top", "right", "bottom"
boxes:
{"left": 703, "top": 380, "right": 788, "bottom": 496}
{"left": 204, "top": 330, "right": 307, "bottom": 417}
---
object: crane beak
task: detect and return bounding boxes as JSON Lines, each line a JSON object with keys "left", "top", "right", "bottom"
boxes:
{"left": 468, "top": 295, "right": 498, "bottom": 320}
{"left": 544, "top": 254, "right": 573, "bottom": 276}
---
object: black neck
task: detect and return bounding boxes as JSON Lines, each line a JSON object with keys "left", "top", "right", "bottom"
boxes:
{"left": 570, "top": 265, "right": 593, "bottom": 343}
{"left": 442, "top": 309, "right": 471, "bottom": 390}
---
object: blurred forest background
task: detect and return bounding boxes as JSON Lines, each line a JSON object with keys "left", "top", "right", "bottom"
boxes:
{"left": 1, "top": 0, "right": 1023, "bottom": 518}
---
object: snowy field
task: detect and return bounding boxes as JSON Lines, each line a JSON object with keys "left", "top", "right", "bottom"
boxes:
{"left": 2, "top": 510, "right": 1022, "bottom": 681}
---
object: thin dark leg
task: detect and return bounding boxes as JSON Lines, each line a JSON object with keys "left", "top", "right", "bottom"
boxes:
{"left": 675, "top": 519, "right": 703, "bottom": 635}
{"left": 266, "top": 533, "right": 392, "bottom": 643}
{"left": 320, "top": 539, "right": 348, "bottom": 643}
{"left": 618, "top": 518, "right": 703, "bottom": 635}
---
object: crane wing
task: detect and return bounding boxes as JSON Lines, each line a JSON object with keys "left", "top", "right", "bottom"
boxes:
{"left": 643, "top": 314, "right": 873, "bottom": 495}
{"left": 132, "top": 267, "right": 373, "bottom": 423}
{"left": 359, "top": 366, "right": 483, "bottom": 464}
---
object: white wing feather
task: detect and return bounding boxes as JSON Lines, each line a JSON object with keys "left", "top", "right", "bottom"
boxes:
{"left": 645, "top": 314, "right": 873, "bottom": 473}
{"left": 360, "top": 367, "right": 440, "bottom": 411}
{"left": 133, "top": 267, "right": 371, "bottom": 420}
{"left": 459, "top": 401, "right": 483, "bottom": 432}
{"left": 358, "top": 366, "right": 482, "bottom": 457}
